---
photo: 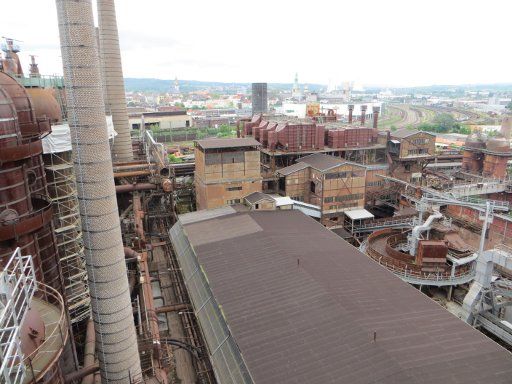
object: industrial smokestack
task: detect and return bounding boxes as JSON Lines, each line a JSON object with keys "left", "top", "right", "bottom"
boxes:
{"left": 55, "top": 1, "right": 141, "bottom": 382}
{"left": 360, "top": 105, "right": 367, "bottom": 126}
{"left": 252, "top": 82, "right": 268, "bottom": 114}
{"left": 97, "top": 0, "right": 134, "bottom": 162}
{"left": 372, "top": 106, "right": 380, "bottom": 129}
{"left": 500, "top": 116, "right": 512, "bottom": 141}
{"left": 348, "top": 104, "right": 354, "bottom": 124}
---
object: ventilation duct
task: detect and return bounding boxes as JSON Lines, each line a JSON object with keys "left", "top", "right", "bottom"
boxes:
{"left": 55, "top": 0, "right": 141, "bottom": 382}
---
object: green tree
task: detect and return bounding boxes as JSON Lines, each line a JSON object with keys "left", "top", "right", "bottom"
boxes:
{"left": 168, "top": 154, "right": 183, "bottom": 163}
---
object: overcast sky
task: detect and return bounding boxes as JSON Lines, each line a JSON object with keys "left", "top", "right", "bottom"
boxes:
{"left": 2, "top": 0, "right": 511, "bottom": 87}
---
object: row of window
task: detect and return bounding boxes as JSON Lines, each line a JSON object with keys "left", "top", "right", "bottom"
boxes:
{"left": 325, "top": 171, "right": 364, "bottom": 180}
{"left": 367, "top": 180, "right": 385, "bottom": 187}
{"left": 227, "top": 199, "right": 241, "bottom": 205}
{"left": 324, "top": 193, "right": 363, "bottom": 203}
{"left": 407, "top": 148, "right": 429, "bottom": 156}
{"left": 411, "top": 138, "right": 429, "bottom": 145}
{"left": 328, "top": 201, "right": 359, "bottom": 210}
{"left": 226, "top": 186, "right": 242, "bottom": 191}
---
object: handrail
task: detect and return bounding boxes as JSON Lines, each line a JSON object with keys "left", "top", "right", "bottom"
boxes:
{"left": 23, "top": 283, "right": 68, "bottom": 382}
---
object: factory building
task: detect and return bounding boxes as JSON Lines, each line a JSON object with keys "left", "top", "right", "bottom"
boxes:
{"left": 387, "top": 128, "right": 436, "bottom": 182}
{"left": 277, "top": 154, "right": 366, "bottom": 226}
{"left": 194, "top": 138, "right": 262, "bottom": 210}
{"left": 251, "top": 82, "right": 267, "bottom": 114}
{"left": 129, "top": 109, "right": 191, "bottom": 130}
{"left": 170, "top": 207, "right": 512, "bottom": 384}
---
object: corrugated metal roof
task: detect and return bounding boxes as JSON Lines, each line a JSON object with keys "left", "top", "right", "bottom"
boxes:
{"left": 391, "top": 128, "right": 435, "bottom": 139}
{"left": 244, "top": 192, "right": 274, "bottom": 205}
{"left": 195, "top": 137, "right": 261, "bottom": 150}
{"left": 299, "top": 153, "right": 366, "bottom": 172}
{"left": 175, "top": 210, "right": 512, "bottom": 384}
{"left": 345, "top": 208, "right": 374, "bottom": 220}
{"left": 276, "top": 162, "right": 309, "bottom": 176}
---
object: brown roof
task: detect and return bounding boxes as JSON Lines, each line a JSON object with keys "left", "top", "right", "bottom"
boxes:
{"left": 276, "top": 162, "right": 309, "bottom": 176}
{"left": 195, "top": 137, "right": 261, "bottom": 150}
{"left": 391, "top": 128, "right": 435, "bottom": 139}
{"left": 300, "top": 153, "right": 365, "bottom": 172}
{"left": 178, "top": 210, "right": 512, "bottom": 384}
{"left": 244, "top": 192, "right": 274, "bottom": 205}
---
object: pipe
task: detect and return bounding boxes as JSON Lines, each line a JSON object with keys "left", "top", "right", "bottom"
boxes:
{"left": 410, "top": 210, "right": 443, "bottom": 256}
{"left": 113, "top": 163, "right": 152, "bottom": 171}
{"left": 348, "top": 104, "right": 354, "bottom": 124}
{"left": 113, "top": 170, "right": 151, "bottom": 178}
{"left": 155, "top": 303, "right": 191, "bottom": 314}
{"left": 372, "top": 106, "right": 380, "bottom": 129}
{"left": 64, "top": 363, "right": 100, "bottom": 384}
{"left": 55, "top": 1, "right": 142, "bottom": 382}
{"left": 97, "top": 0, "right": 133, "bottom": 162}
{"left": 82, "top": 319, "right": 95, "bottom": 384}
{"left": 360, "top": 105, "right": 367, "bottom": 126}
{"left": 115, "top": 183, "right": 157, "bottom": 193}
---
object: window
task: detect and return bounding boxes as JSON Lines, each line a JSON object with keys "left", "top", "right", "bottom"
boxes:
{"left": 226, "top": 186, "right": 242, "bottom": 191}
{"left": 185, "top": 120, "right": 190, "bottom": 127}
{"left": 324, "top": 196, "right": 334, "bottom": 203}
{"left": 310, "top": 181, "right": 316, "bottom": 194}
{"left": 227, "top": 199, "right": 241, "bottom": 205}
{"left": 255, "top": 204, "right": 260, "bottom": 209}
{"left": 407, "top": 148, "right": 428, "bottom": 156}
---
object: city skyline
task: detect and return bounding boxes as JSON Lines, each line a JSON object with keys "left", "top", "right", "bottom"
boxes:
{"left": 2, "top": 0, "right": 512, "bottom": 87}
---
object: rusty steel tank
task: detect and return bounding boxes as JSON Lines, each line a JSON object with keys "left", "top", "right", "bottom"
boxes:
{"left": 0, "top": 71, "right": 63, "bottom": 294}
{"left": 462, "top": 133, "right": 485, "bottom": 174}
{"left": 483, "top": 136, "right": 512, "bottom": 178}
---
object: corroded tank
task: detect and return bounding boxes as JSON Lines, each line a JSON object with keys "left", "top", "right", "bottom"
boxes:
{"left": 462, "top": 133, "right": 485, "bottom": 174}
{"left": 483, "top": 136, "right": 511, "bottom": 178}
{"left": 0, "top": 71, "right": 62, "bottom": 295}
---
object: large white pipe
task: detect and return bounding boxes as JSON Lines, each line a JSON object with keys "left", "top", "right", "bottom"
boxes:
{"left": 97, "top": 0, "right": 134, "bottom": 162}
{"left": 55, "top": 1, "right": 141, "bottom": 382}
{"left": 410, "top": 211, "right": 443, "bottom": 256}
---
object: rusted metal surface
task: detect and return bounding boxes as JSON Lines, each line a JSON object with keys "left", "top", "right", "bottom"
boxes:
{"left": 0, "top": 197, "right": 52, "bottom": 241}
{"left": 115, "top": 183, "right": 157, "bottom": 193}
{"left": 63, "top": 363, "right": 100, "bottom": 383}
{"left": 360, "top": 104, "right": 367, "bottom": 126}
{"left": 131, "top": 194, "right": 168, "bottom": 384}
{"left": 0, "top": 140, "right": 43, "bottom": 162}
{"left": 82, "top": 318, "right": 96, "bottom": 384}
{"left": 0, "top": 71, "right": 50, "bottom": 138}
{"left": 113, "top": 170, "right": 151, "bottom": 178}
{"left": 26, "top": 87, "right": 62, "bottom": 123}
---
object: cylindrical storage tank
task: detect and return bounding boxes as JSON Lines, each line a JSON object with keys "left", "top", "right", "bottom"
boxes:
{"left": 0, "top": 72, "right": 50, "bottom": 139}
{"left": 487, "top": 137, "right": 511, "bottom": 153}
{"left": 26, "top": 87, "right": 63, "bottom": 123}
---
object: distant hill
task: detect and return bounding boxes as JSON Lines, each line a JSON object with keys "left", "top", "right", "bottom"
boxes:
{"left": 124, "top": 78, "right": 325, "bottom": 93}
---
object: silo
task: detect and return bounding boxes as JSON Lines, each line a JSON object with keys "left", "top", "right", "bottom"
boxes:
{"left": 252, "top": 82, "right": 268, "bottom": 114}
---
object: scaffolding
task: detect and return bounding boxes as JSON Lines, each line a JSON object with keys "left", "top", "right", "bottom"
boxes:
{"left": 44, "top": 150, "right": 90, "bottom": 324}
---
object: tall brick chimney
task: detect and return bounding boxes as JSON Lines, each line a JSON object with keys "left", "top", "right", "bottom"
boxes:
{"left": 360, "top": 105, "right": 367, "bottom": 126}
{"left": 372, "top": 106, "right": 380, "bottom": 129}
{"left": 348, "top": 104, "right": 354, "bottom": 124}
